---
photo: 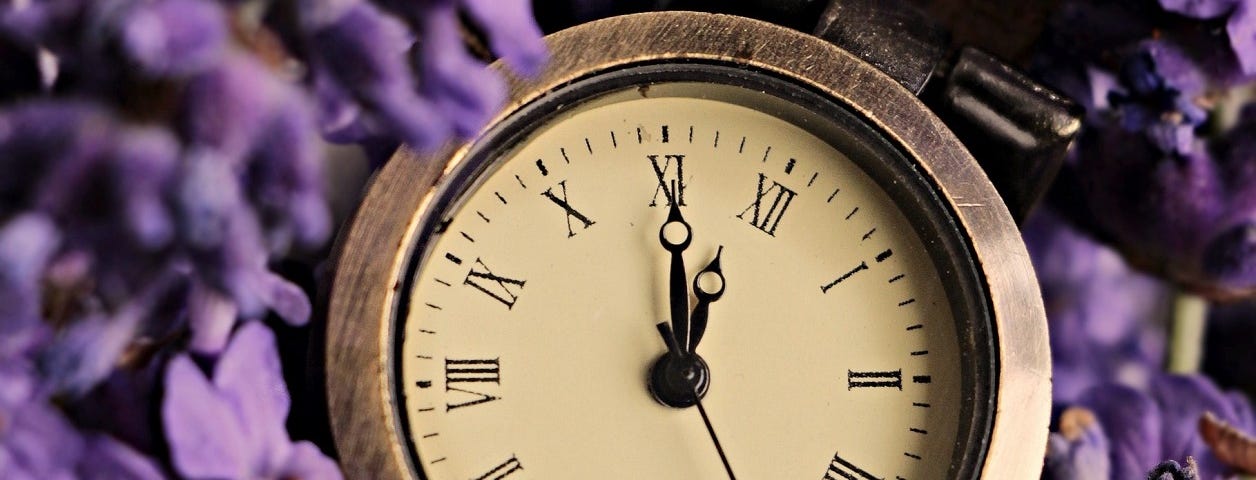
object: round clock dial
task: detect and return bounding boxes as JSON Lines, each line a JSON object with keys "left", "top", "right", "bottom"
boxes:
{"left": 324, "top": 12, "right": 1050, "bottom": 480}
{"left": 395, "top": 76, "right": 988, "bottom": 479}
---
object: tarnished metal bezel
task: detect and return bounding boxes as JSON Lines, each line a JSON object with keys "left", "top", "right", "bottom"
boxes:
{"left": 323, "top": 11, "right": 1050, "bottom": 479}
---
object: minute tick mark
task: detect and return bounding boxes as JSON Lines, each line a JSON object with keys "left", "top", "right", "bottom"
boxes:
{"left": 560, "top": 147, "right": 570, "bottom": 164}
{"left": 875, "top": 249, "right": 893, "bottom": 263}
{"left": 585, "top": 137, "right": 593, "bottom": 154}
{"left": 476, "top": 211, "right": 491, "bottom": 223}
{"left": 713, "top": 130, "right": 720, "bottom": 147}
{"left": 494, "top": 192, "right": 508, "bottom": 205}
{"left": 862, "top": 228, "right": 876, "bottom": 242}
{"left": 761, "top": 145, "right": 772, "bottom": 162}
{"left": 906, "top": 324, "right": 923, "bottom": 331}
{"left": 610, "top": 131, "right": 618, "bottom": 148}
{"left": 845, "top": 207, "right": 859, "bottom": 220}
{"left": 899, "top": 298, "right": 916, "bottom": 306}
{"left": 688, "top": 125, "right": 693, "bottom": 143}
{"left": 738, "top": 136, "right": 746, "bottom": 153}
{"left": 425, "top": 303, "right": 442, "bottom": 310}
{"left": 827, "top": 188, "right": 840, "bottom": 203}
{"left": 807, "top": 171, "right": 818, "bottom": 186}
{"left": 661, "top": 125, "right": 669, "bottom": 143}
{"left": 889, "top": 274, "right": 905, "bottom": 283}
{"left": 460, "top": 231, "right": 475, "bottom": 243}
{"left": 515, "top": 174, "right": 528, "bottom": 188}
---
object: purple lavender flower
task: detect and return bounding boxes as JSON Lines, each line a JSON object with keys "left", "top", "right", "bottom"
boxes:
{"left": 296, "top": 0, "right": 546, "bottom": 151}
{"left": 1024, "top": 208, "right": 1171, "bottom": 401}
{"left": 1036, "top": 0, "right": 1256, "bottom": 298}
{"left": 1045, "top": 407, "right": 1112, "bottom": 479}
{"left": 0, "top": 355, "right": 162, "bottom": 479}
{"left": 162, "top": 322, "right": 341, "bottom": 479}
{"left": 1048, "top": 374, "right": 1256, "bottom": 479}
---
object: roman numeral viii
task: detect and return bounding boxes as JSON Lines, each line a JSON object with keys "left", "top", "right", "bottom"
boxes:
{"left": 446, "top": 358, "right": 501, "bottom": 411}
{"left": 648, "top": 154, "right": 685, "bottom": 207}
{"left": 737, "top": 172, "right": 797, "bottom": 236}
{"left": 473, "top": 454, "right": 522, "bottom": 480}
{"left": 823, "top": 452, "right": 881, "bottom": 480}
{"left": 847, "top": 369, "right": 902, "bottom": 390}
{"left": 541, "top": 180, "right": 595, "bottom": 238}
{"left": 464, "top": 258, "right": 526, "bottom": 309}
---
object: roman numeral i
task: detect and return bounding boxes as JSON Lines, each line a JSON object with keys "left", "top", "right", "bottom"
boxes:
{"left": 847, "top": 369, "right": 902, "bottom": 390}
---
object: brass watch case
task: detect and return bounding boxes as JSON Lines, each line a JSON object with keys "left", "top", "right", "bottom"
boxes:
{"left": 323, "top": 11, "right": 1051, "bottom": 479}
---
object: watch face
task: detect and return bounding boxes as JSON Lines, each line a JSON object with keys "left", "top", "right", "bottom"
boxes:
{"left": 393, "top": 65, "right": 994, "bottom": 479}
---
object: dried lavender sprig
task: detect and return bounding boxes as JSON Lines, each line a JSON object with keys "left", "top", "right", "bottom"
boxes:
{"left": 1035, "top": 0, "right": 1256, "bottom": 299}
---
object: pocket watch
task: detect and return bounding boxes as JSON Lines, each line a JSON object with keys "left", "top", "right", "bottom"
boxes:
{"left": 323, "top": 3, "right": 1075, "bottom": 479}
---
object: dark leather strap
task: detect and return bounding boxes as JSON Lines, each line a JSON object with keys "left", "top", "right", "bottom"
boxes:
{"left": 812, "top": 0, "right": 948, "bottom": 94}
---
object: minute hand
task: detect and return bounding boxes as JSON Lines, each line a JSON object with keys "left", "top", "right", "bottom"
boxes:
{"left": 688, "top": 246, "right": 725, "bottom": 354}
{"left": 659, "top": 200, "right": 693, "bottom": 351}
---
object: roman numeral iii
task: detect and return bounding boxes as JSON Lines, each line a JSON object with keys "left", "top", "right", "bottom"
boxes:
{"left": 648, "top": 154, "right": 685, "bottom": 207}
{"left": 847, "top": 369, "right": 902, "bottom": 390}
{"left": 445, "top": 358, "right": 501, "bottom": 411}
{"left": 541, "top": 180, "right": 596, "bottom": 237}
{"left": 464, "top": 258, "right": 526, "bottom": 309}
{"left": 737, "top": 172, "right": 797, "bottom": 236}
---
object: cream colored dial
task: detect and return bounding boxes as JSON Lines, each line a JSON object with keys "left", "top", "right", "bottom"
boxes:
{"left": 398, "top": 83, "right": 967, "bottom": 479}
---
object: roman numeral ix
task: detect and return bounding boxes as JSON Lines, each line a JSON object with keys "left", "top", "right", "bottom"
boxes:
{"left": 446, "top": 358, "right": 501, "bottom": 411}
{"left": 737, "top": 172, "right": 797, "bottom": 236}
{"left": 464, "top": 258, "right": 526, "bottom": 309}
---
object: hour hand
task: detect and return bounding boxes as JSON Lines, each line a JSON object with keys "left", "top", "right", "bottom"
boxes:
{"left": 659, "top": 196, "right": 692, "bottom": 352}
{"left": 688, "top": 246, "right": 725, "bottom": 354}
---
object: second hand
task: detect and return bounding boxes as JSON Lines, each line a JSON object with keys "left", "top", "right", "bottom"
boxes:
{"left": 693, "top": 389, "right": 737, "bottom": 480}
{"left": 655, "top": 322, "right": 737, "bottom": 480}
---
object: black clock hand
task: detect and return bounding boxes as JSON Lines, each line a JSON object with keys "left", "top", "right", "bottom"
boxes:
{"left": 659, "top": 195, "right": 693, "bottom": 352}
{"left": 693, "top": 392, "right": 737, "bottom": 480}
{"left": 655, "top": 322, "right": 737, "bottom": 480}
{"left": 687, "top": 246, "right": 725, "bottom": 354}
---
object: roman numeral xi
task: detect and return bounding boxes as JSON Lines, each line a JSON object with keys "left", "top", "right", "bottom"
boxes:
{"left": 648, "top": 154, "right": 685, "bottom": 207}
